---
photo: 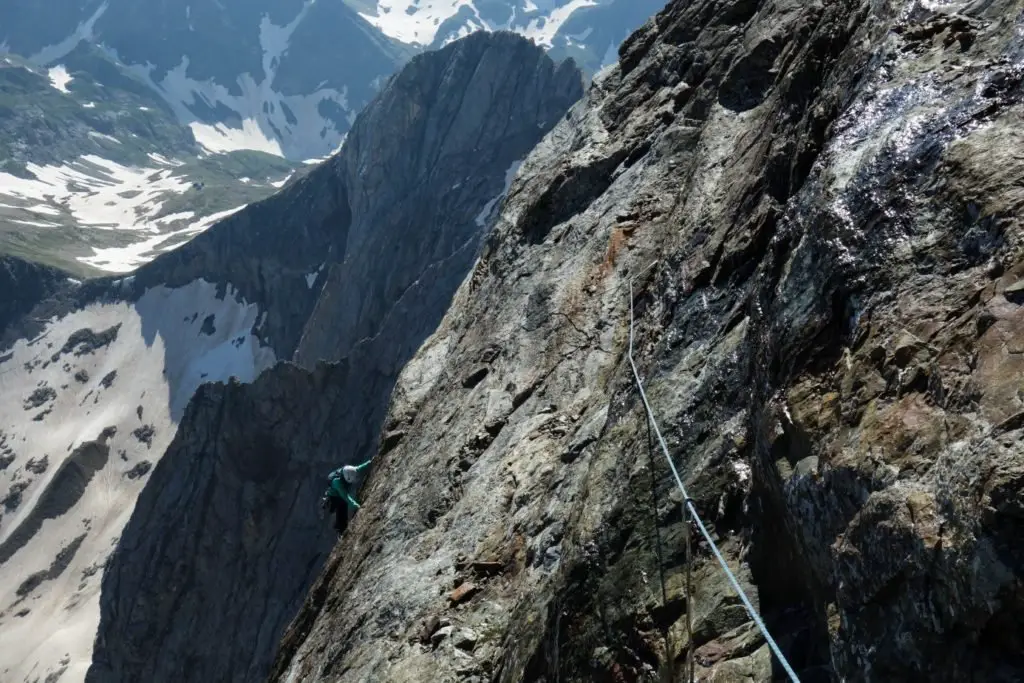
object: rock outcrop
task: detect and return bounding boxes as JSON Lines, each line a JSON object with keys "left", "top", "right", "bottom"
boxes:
{"left": 270, "top": 0, "right": 1024, "bottom": 681}
{"left": 87, "top": 363, "right": 349, "bottom": 683}
{"left": 73, "top": 32, "right": 581, "bottom": 683}
{"left": 0, "top": 255, "right": 68, "bottom": 347}
{"left": 294, "top": 30, "right": 584, "bottom": 462}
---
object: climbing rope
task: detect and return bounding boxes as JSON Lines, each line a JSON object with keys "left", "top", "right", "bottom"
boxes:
{"left": 628, "top": 272, "right": 801, "bottom": 683}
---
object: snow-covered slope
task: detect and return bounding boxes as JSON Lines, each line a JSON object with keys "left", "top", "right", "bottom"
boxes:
{"left": 0, "top": 278, "right": 275, "bottom": 683}
{"left": 0, "top": 52, "right": 298, "bottom": 277}
{"left": 0, "top": 0, "right": 412, "bottom": 161}
{"left": 352, "top": 0, "right": 669, "bottom": 72}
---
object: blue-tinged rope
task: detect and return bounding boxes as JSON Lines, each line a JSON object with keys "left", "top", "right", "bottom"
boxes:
{"left": 628, "top": 271, "right": 800, "bottom": 683}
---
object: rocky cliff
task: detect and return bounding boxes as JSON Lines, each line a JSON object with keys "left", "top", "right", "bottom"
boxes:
{"left": 0, "top": 255, "right": 69, "bottom": 344}
{"left": 270, "top": 0, "right": 1024, "bottom": 681}
{"left": 68, "top": 32, "right": 581, "bottom": 683}
{"left": 86, "top": 362, "right": 351, "bottom": 683}
{"left": 294, "top": 30, "right": 583, "bottom": 464}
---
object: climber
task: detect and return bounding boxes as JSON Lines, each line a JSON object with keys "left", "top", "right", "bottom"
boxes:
{"left": 319, "top": 459, "right": 371, "bottom": 536}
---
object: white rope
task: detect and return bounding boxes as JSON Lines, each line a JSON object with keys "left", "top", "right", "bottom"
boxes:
{"left": 627, "top": 268, "right": 800, "bottom": 683}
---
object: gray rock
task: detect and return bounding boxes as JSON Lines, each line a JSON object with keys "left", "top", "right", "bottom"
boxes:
{"left": 0, "top": 256, "right": 68, "bottom": 350}
{"left": 80, "top": 31, "right": 581, "bottom": 683}
{"left": 453, "top": 628, "right": 478, "bottom": 651}
{"left": 431, "top": 625, "right": 454, "bottom": 647}
{"left": 269, "top": 0, "right": 1024, "bottom": 681}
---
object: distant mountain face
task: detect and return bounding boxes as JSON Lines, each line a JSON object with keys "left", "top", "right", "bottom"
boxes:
{"left": 0, "top": 50, "right": 299, "bottom": 277}
{"left": 1, "top": 0, "right": 663, "bottom": 165}
{"left": 349, "top": 0, "right": 668, "bottom": 73}
{"left": 0, "top": 0, "right": 412, "bottom": 160}
{"left": 0, "top": 0, "right": 664, "bottom": 279}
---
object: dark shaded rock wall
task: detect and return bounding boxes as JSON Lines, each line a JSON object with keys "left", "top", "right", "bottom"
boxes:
{"left": 86, "top": 362, "right": 351, "bottom": 683}
{"left": 0, "top": 255, "right": 69, "bottom": 350}
{"left": 292, "top": 31, "right": 583, "bottom": 462}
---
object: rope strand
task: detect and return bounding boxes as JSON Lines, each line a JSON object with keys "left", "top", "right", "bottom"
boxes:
{"left": 628, "top": 274, "right": 800, "bottom": 683}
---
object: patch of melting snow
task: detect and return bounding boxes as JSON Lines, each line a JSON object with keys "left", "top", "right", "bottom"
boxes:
{"left": 29, "top": 204, "right": 61, "bottom": 217}
{"left": 10, "top": 218, "right": 59, "bottom": 228}
{"left": 0, "top": 155, "right": 191, "bottom": 231}
{"left": 361, "top": 0, "right": 597, "bottom": 49}
{"left": 521, "top": 0, "right": 599, "bottom": 48}
{"left": 47, "top": 65, "right": 73, "bottom": 93}
{"left": 145, "top": 153, "right": 182, "bottom": 167}
{"left": 87, "top": 131, "right": 120, "bottom": 144}
{"left": 189, "top": 120, "right": 284, "bottom": 157}
{"left": 78, "top": 204, "right": 245, "bottom": 273}
{"left": 108, "top": 3, "right": 354, "bottom": 160}
{"left": 475, "top": 159, "right": 522, "bottom": 228}
{"left": 270, "top": 173, "right": 293, "bottom": 189}
{"left": 0, "top": 278, "right": 275, "bottom": 682}
{"left": 358, "top": 0, "right": 473, "bottom": 45}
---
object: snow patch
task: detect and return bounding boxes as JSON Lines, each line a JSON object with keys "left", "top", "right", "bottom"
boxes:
{"left": 1, "top": 155, "right": 249, "bottom": 273}
{"left": 270, "top": 173, "right": 293, "bottom": 189}
{"left": 475, "top": 159, "right": 522, "bottom": 228}
{"left": 145, "top": 153, "right": 182, "bottom": 167}
{"left": 87, "top": 131, "right": 120, "bottom": 144}
{"left": 522, "top": 0, "right": 598, "bottom": 48}
{"left": 10, "top": 218, "right": 59, "bottom": 228}
{"left": 0, "top": 156, "right": 191, "bottom": 231}
{"left": 361, "top": 0, "right": 598, "bottom": 48}
{"left": 47, "top": 65, "right": 73, "bottom": 93}
{"left": 110, "top": 4, "right": 354, "bottom": 160}
{"left": 189, "top": 120, "right": 284, "bottom": 157}
{"left": 30, "top": 2, "right": 109, "bottom": 65}
{"left": 78, "top": 205, "right": 245, "bottom": 273}
{"left": 28, "top": 204, "right": 61, "bottom": 217}
{"left": 0, "top": 278, "right": 274, "bottom": 683}
{"left": 358, "top": 0, "right": 475, "bottom": 45}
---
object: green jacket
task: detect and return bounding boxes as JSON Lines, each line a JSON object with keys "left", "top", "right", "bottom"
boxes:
{"left": 325, "top": 459, "right": 372, "bottom": 509}
{"left": 328, "top": 476, "right": 361, "bottom": 509}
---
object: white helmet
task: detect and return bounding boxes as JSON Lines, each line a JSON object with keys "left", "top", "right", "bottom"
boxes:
{"left": 341, "top": 465, "right": 359, "bottom": 484}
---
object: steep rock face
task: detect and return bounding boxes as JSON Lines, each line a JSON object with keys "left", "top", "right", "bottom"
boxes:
{"left": 293, "top": 30, "right": 583, "bottom": 463}
{"left": 86, "top": 363, "right": 351, "bottom": 683}
{"left": 271, "top": 0, "right": 1024, "bottom": 681}
{"left": 0, "top": 255, "right": 69, "bottom": 344}
{"left": 64, "top": 32, "right": 581, "bottom": 683}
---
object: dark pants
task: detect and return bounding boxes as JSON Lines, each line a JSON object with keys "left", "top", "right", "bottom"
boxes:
{"left": 327, "top": 495, "right": 349, "bottom": 535}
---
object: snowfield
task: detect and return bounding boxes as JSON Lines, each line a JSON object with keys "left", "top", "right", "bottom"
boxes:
{"left": 0, "top": 156, "right": 193, "bottom": 231}
{"left": 77, "top": 205, "right": 246, "bottom": 273}
{"left": 0, "top": 154, "right": 254, "bottom": 274}
{"left": 0, "top": 279, "right": 275, "bottom": 683}
{"left": 358, "top": 0, "right": 599, "bottom": 47}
